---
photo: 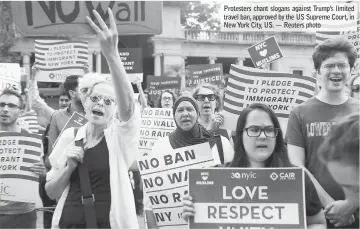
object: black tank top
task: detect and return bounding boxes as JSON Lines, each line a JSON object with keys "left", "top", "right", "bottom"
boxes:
{"left": 60, "top": 137, "right": 111, "bottom": 227}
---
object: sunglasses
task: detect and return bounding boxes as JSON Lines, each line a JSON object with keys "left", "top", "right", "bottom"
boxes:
{"left": 195, "top": 94, "right": 216, "bottom": 101}
{"left": 351, "top": 84, "right": 359, "bottom": 93}
{"left": 89, "top": 95, "right": 115, "bottom": 106}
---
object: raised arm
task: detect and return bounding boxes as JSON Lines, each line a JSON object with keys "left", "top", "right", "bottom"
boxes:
{"left": 86, "top": 8, "right": 135, "bottom": 122}
{"left": 28, "top": 63, "right": 55, "bottom": 122}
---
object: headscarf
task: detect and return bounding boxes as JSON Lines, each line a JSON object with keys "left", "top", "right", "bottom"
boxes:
{"left": 169, "top": 96, "right": 215, "bottom": 149}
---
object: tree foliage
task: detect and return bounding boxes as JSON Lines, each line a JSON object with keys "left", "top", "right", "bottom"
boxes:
{"left": 180, "top": 1, "right": 221, "bottom": 30}
{"left": 0, "top": 1, "right": 22, "bottom": 63}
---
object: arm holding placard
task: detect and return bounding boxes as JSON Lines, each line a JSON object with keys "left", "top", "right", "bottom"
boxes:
{"left": 28, "top": 63, "right": 55, "bottom": 122}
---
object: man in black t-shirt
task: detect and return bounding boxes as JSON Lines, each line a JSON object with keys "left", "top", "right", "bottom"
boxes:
{"left": 286, "top": 38, "right": 359, "bottom": 228}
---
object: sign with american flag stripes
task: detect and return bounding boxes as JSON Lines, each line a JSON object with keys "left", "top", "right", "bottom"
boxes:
{"left": 35, "top": 40, "right": 88, "bottom": 82}
{"left": 222, "top": 65, "right": 316, "bottom": 134}
{"left": 0, "top": 132, "right": 43, "bottom": 203}
{"left": 17, "top": 111, "right": 39, "bottom": 134}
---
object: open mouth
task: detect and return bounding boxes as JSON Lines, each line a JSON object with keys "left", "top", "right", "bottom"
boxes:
{"left": 330, "top": 77, "right": 342, "bottom": 82}
{"left": 92, "top": 110, "right": 104, "bottom": 116}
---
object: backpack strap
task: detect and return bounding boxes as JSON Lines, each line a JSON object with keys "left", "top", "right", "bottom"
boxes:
{"left": 213, "top": 134, "right": 224, "bottom": 165}
{"left": 74, "top": 128, "right": 98, "bottom": 229}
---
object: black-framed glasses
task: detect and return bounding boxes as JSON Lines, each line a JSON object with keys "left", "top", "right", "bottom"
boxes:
{"left": 89, "top": 95, "right": 115, "bottom": 106}
{"left": 322, "top": 63, "right": 350, "bottom": 71}
{"left": 351, "top": 84, "right": 359, "bottom": 93}
{"left": 0, "top": 102, "right": 20, "bottom": 110}
{"left": 243, "top": 126, "right": 279, "bottom": 138}
{"left": 195, "top": 94, "right": 216, "bottom": 101}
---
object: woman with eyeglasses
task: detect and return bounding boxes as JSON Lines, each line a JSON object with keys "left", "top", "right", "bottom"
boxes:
{"left": 155, "top": 90, "right": 177, "bottom": 108}
{"left": 145, "top": 95, "right": 234, "bottom": 229}
{"left": 182, "top": 103, "right": 327, "bottom": 229}
{"left": 44, "top": 9, "right": 140, "bottom": 229}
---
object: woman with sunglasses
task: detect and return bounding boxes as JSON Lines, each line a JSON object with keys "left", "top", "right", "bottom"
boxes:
{"left": 182, "top": 103, "right": 327, "bottom": 229}
{"left": 155, "top": 90, "right": 177, "bottom": 108}
{"left": 45, "top": 9, "right": 140, "bottom": 229}
{"left": 348, "top": 74, "right": 360, "bottom": 100}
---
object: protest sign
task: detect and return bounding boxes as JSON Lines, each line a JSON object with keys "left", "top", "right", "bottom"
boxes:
{"left": 17, "top": 112, "right": 39, "bottom": 134}
{"left": 101, "top": 48, "right": 143, "bottom": 83}
{"left": 186, "top": 64, "right": 223, "bottom": 88}
{"left": 53, "top": 112, "right": 87, "bottom": 147}
{"left": 139, "top": 108, "right": 176, "bottom": 157}
{"left": 189, "top": 168, "right": 306, "bottom": 229}
{"left": 138, "top": 143, "right": 217, "bottom": 229}
{"left": 147, "top": 76, "right": 181, "bottom": 102}
{"left": 0, "top": 63, "right": 21, "bottom": 92}
{"left": 222, "top": 65, "right": 316, "bottom": 134}
{"left": 35, "top": 40, "right": 88, "bottom": 82}
{"left": 11, "top": 1, "right": 162, "bottom": 36}
{"left": 247, "top": 36, "right": 283, "bottom": 68}
{"left": 0, "top": 132, "right": 43, "bottom": 203}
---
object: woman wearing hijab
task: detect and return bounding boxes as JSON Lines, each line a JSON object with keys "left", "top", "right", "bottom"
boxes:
{"left": 44, "top": 9, "right": 140, "bottom": 229}
{"left": 145, "top": 95, "right": 234, "bottom": 229}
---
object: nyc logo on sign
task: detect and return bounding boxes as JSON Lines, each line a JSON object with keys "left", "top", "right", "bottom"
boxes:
{"left": 196, "top": 172, "right": 214, "bottom": 185}
{"left": 247, "top": 36, "right": 283, "bottom": 68}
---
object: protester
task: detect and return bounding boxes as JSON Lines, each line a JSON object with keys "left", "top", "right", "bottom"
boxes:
{"left": 155, "top": 90, "right": 176, "bottom": 108}
{"left": 145, "top": 95, "right": 234, "bottom": 229}
{"left": 179, "top": 87, "right": 193, "bottom": 97}
{"left": 182, "top": 103, "right": 327, "bottom": 229}
{"left": 0, "top": 89, "right": 45, "bottom": 229}
{"left": 317, "top": 112, "right": 359, "bottom": 227}
{"left": 286, "top": 37, "right": 359, "bottom": 228}
{"left": 44, "top": 8, "right": 140, "bottom": 228}
{"left": 58, "top": 90, "right": 71, "bottom": 109}
{"left": 136, "top": 80, "right": 154, "bottom": 110}
{"left": 348, "top": 74, "right": 360, "bottom": 100}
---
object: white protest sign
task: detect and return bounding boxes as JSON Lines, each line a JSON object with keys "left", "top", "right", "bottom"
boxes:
{"left": 222, "top": 65, "right": 316, "bottom": 134}
{"left": 138, "top": 143, "right": 216, "bottom": 229}
{"left": 0, "top": 63, "right": 21, "bottom": 92}
{"left": 0, "top": 132, "right": 43, "bottom": 203}
{"left": 35, "top": 40, "right": 88, "bottom": 82}
{"left": 139, "top": 108, "right": 176, "bottom": 157}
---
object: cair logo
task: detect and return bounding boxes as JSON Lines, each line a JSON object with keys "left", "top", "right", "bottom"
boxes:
{"left": 196, "top": 172, "right": 214, "bottom": 185}
{"left": 270, "top": 172, "right": 295, "bottom": 181}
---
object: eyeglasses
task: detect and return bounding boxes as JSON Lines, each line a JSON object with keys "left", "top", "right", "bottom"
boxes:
{"left": 351, "top": 84, "right": 359, "bottom": 93}
{"left": 243, "top": 126, "right": 279, "bottom": 138}
{"left": 80, "top": 88, "right": 89, "bottom": 94}
{"left": 89, "top": 95, "right": 115, "bottom": 106}
{"left": 322, "top": 63, "right": 350, "bottom": 71}
{"left": 195, "top": 94, "right": 216, "bottom": 101}
{"left": 0, "top": 102, "right": 20, "bottom": 110}
{"left": 162, "top": 96, "right": 173, "bottom": 101}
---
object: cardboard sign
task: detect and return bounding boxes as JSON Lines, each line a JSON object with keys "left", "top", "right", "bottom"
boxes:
{"left": 17, "top": 112, "right": 39, "bottom": 134}
{"left": 139, "top": 108, "right": 176, "bottom": 157}
{"left": 187, "top": 64, "right": 223, "bottom": 88}
{"left": 53, "top": 112, "right": 87, "bottom": 147}
{"left": 189, "top": 168, "right": 306, "bottom": 229}
{"left": 0, "top": 132, "right": 43, "bottom": 203}
{"left": 101, "top": 48, "right": 143, "bottom": 82}
{"left": 138, "top": 143, "right": 217, "bottom": 229}
{"left": 147, "top": 76, "right": 181, "bottom": 102}
{"left": 222, "top": 65, "right": 316, "bottom": 134}
{"left": 11, "top": 1, "right": 163, "bottom": 36}
{"left": 247, "top": 36, "right": 283, "bottom": 68}
{"left": 0, "top": 63, "right": 21, "bottom": 92}
{"left": 35, "top": 40, "right": 88, "bottom": 82}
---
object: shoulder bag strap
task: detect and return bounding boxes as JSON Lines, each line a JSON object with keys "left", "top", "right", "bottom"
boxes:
{"left": 213, "top": 134, "right": 224, "bottom": 165}
{"left": 74, "top": 128, "right": 98, "bottom": 229}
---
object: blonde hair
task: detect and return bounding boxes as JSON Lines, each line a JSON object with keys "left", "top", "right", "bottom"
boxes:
{"left": 79, "top": 72, "right": 108, "bottom": 91}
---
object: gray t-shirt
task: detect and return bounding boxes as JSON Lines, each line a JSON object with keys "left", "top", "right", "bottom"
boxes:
{"left": 286, "top": 97, "right": 359, "bottom": 200}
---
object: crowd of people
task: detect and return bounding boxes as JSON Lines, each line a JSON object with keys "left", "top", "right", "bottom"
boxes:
{"left": 0, "top": 8, "right": 359, "bottom": 229}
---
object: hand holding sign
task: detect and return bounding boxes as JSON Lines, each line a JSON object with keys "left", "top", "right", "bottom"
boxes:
{"left": 30, "top": 62, "right": 40, "bottom": 81}
{"left": 29, "top": 162, "right": 46, "bottom": 177}
{"left": 182, "top": 195, "right": 195, "bottom": 222}
{"left": 86, "top": 8, "right": 119, "bottom": 60}
{"left": 211, "top": 112, "right": 224, "bottom": 129}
